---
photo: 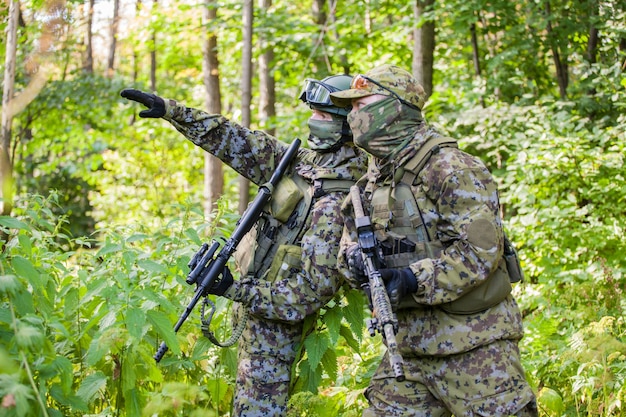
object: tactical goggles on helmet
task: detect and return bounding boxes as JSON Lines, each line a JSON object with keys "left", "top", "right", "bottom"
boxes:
{"left": 299, "top": 79, "right": 342, "bottom": 107}
{"left": 351, "top": 74, "right": 421, "bottom": 111}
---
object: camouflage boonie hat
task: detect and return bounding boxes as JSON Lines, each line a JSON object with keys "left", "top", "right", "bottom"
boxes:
{"left": 330, "top": 64, "right": 427, "bottom": 110}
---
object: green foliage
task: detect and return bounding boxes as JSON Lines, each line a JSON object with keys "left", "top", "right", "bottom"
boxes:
{"left": 0, "top": 195, "right": 240, "bottom": 416}
{"left": 4, "top": 0, "right": 626, "bottom": 415}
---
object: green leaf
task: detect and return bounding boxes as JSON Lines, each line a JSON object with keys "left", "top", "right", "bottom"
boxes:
{"left": 146, "top": 310, "right": 180, "bottom": 355}
{"left": 322, "top": 306, "right": 342, "bottom": 346}
{"left": 0, "top": 216, "right": 30, "bottom": 230}
{"left": 17, "top": 235, "right": 32, "bottom": 256}
{"left": 304, "top": 332, "right": 329, "bottom": 371}
{"left": 15, "top": 323, "right": 45, "bottom": 350}
{"left": 321, "top": 347, "right": 338, "bottom": 382}
{"left": 96, "top": 243, "right": 123, "bottom": 257}
{"left": 339, "top": 324, "right": 361, "bottom": 353}
{"left": 0, "top": 274, "right": 20, "bottom": 296}
{"left": 76, "top": 371, "right": 108, "bottom": 403}
{"left": 11, "top": 256, "right": 41, "bottom": 289}
{"left": 52, "top": 356, "right": 74, "bottom": 395}
{"left": 126, "top": 307, "right": 146, "bottom": 341}
{"left": 342, "top": 289, "right": 366, "bottom": 342}
{"left": 137, "top": 259, "right": 169, "bottom": 275}
{"left": 122, "top": 351, "right": 137, "bottom": 394}
{"left": 537, "top": 387, "right": 564, "bottom": 414}
{"left": 63, "top": 285, "right": 79, "bottom": 318}
{"left": 0, "top": 374, "right": 35, "bottom": 417}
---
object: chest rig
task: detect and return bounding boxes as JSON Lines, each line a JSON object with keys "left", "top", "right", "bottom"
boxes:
{"left": 235, "top": 173, "right": 353, "bottom": 280}
{"left": 369, "top": 136, "right": 456, "bottom": 267}
{"left": 367, "top": 136, "right": 518, "bottom": 314}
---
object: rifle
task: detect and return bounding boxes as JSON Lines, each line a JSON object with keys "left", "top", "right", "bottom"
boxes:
{"left": 349, "top": 185, "right": 405, "bottom": 382}
{"left": 154, "top": 138, "right": 301, "bottom": 362}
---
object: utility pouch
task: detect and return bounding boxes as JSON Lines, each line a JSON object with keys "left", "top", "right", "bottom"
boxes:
{"left": 234, "top": 226, "right": 258, "bottom": 276}
{"left": 263, "top": 244, "right": 302, "bottom": 282}
{"left": 440, "top": 259, "right": 512, "bottom": 314}
{"left": 270, "top": 176, "right": 304, "bottom": 224}
{"left": 503, "top": 234, "right": 524, "bottom": 283}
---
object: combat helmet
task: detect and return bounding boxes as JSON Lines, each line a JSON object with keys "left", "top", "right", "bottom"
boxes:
{"left": 299, "top": 74, "right": 353, "bottom": 117}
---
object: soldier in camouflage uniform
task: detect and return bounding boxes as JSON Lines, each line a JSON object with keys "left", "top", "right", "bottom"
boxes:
{"left": 121, "top": 75, "right": 367, "bottom": 416}
{"left": 329, "top": 65, "right": 538, "bottom": 416}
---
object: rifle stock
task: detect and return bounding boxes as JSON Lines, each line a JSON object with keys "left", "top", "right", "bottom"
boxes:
{"left": 349, "top": 185, "right": 405, "bottom": 382}
{"left": 154, "top": 139, "right": 301, "bottom": 362}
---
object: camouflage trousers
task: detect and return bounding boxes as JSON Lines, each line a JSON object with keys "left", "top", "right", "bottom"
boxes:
{"left": 232, "top": 306, "right": 303, "bottom": 417}
{"left": 363, "top": 339, "right": 538, "bottom": 417}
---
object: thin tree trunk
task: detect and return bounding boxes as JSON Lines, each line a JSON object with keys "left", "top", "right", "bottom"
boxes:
{"left": 1, "top": 0, "right": 19, "bottom": 218}
{"left": 412, "top": 0, "right": 435, "bottom": 98}
{"left": 132, "top": 0, "right": 142, "bottom": 83}
{"left": 545, "top": 0, "right": 568, "bottom": 98}
{"left": 202, "top": 0, "right": 224, "bottom": 216}
{"left": 150, "top": 0, "right": 158, "bottom": 92}
{"left": 327, "top": 0, "right": 349, "bottom": 73}
{"left": 258, "top": 0, "right": 275, "bottom": 136}
{"left": 238, "top": 0, "right": 253, "bottom": 215}
{"left": 107, "top": 0, "right": 120, "bottom": 77}
{"left": 84, "top": 0, "right": 94, "bottom": 73}
{"left": 469, "top": 21, "right": 486, "bottom": 108}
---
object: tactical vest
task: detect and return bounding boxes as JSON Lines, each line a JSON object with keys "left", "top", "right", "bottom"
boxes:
{"left": 368, "top": 136, "right": 520, "bottom": 314}
{"left": 235, "top": 173, "right": 354, "bottom": 282}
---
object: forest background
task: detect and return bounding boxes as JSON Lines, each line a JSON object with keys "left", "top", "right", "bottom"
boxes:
{"left": 1, "top": 0, "right": 625, "bottom": 416}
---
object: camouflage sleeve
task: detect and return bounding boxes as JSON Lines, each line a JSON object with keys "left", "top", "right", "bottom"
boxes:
{"left": 225, "top": 191, "right": 347, "bottom": 322}
{"left": 410, "top": 165, "right": 504, "bottom": 306}
{"left": 162, "top": 99, "right": 289, "bottom": 185}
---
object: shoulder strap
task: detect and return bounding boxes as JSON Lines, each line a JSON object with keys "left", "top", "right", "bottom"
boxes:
{"left": 401, "top": 136, "right": 458, "bottom": 185}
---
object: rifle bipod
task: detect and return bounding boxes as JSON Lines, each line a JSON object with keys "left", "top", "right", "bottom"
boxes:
{"left": 200, "top": 296, "right": 248, "bottom": 347}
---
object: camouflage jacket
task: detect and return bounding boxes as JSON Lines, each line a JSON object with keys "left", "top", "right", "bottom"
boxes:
{"left": 162, "top": 101, "right": 368, "bottom": 322}
{"left": 339, "top": 127, "right": 524, "bottom": 356}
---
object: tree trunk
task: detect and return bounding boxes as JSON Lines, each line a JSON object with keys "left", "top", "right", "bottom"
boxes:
{"left": 202, "top": 0, "right": 224, "bottom": 216}
{"left": 469, "top": 20, "right": 486, "bottom": 108}
{"left": 107, "top": 0, "right": 120, "bottom": 77}
{"left": 327, "top": 0, "right": 349, "bottom": 73}
{"left": 150, "top": 0, "right": 158, "bottom": 92}
{"left": 412, "top": 0, "right": 435, "bottom": 98}
{"left": 545, "top": 0, "right": 568, "bottom": 99}
{"left": 238, "top": 0, "right": 253, "bottom": 215}
{"left": 132, "top": 0, "right": 142, "bottom": 83}
{"left": 83, "top": 0, "right": 94, "bottom": 73}
{"left": 1, "top": 0, "right": 19, "bottom": 218}
{"left": 258, "top": 0, "right": 276, "bottom": 136}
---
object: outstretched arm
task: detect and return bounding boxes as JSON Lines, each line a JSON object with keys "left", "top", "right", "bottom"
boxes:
{"left": 121, "top": 88, "right": 294, "bottom": 185}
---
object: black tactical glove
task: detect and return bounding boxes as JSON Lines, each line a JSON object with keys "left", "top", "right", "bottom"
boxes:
{"left": 380, "top": 268, "right": 418, "bottom": 310}
{"left": 345, "top": 244, "right": 367, "bottom": 285}
{"left": 120, "top": 88, "right": 166, "bottom": 118}
{"left": 207, "top": 266, "right": 234, "bottom": 296}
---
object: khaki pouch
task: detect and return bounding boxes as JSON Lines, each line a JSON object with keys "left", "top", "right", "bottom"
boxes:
{"left": 440, "top": 259, "right": 512, "bottom": 314}
{"left": 263, "top": 244, "right": 302, "bottom": 282}
{"left": 270, "top": 177, "right": 304, "bottom": 223}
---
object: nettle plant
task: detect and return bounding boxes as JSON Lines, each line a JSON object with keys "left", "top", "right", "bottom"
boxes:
{"left": 0, "top": 194, "right": 239, "bottom": 416}
{"left": 0, "top": 194, "right": 375, "bottom": 417}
